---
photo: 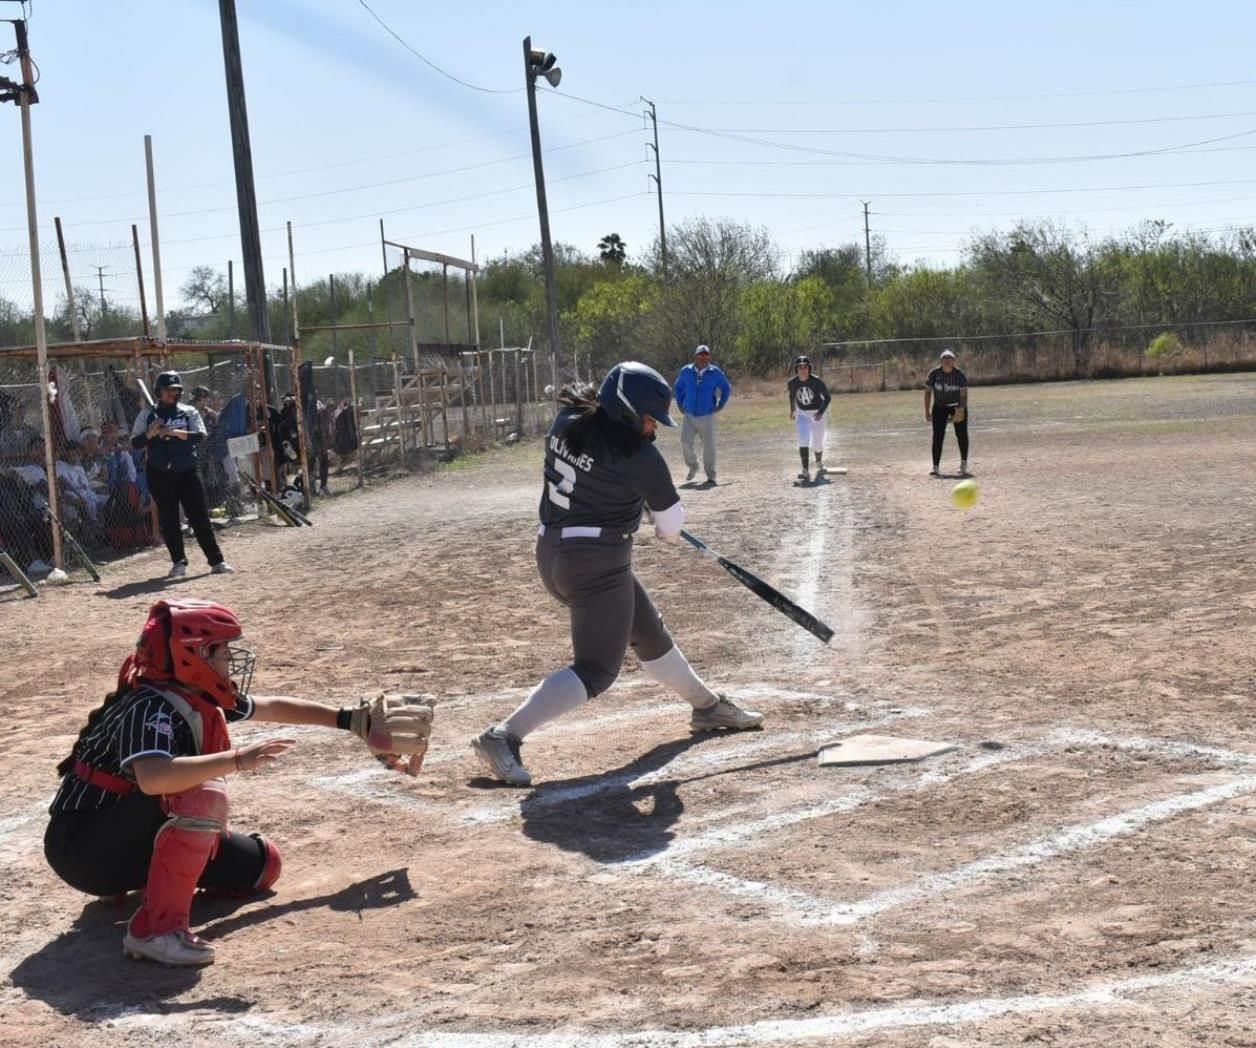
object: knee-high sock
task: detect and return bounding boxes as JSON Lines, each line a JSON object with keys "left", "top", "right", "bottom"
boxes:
{"left": 799, "top": 446, "right": 810, "bottom": 470}
{"left": 640, "top": 644, "right": 719, "bottom": 709}
{"left": 501, "top": 667, "right": 589, "bottom": 739}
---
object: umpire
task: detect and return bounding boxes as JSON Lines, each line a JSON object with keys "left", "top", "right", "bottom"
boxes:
{"left": 130, "top": 372, "right": 234, "bottom": 578}
{"left": 924, "top": 348, "right": 971, "bottom": 477}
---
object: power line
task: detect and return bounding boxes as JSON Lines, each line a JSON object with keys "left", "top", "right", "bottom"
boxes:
{"left": 654, "top": 78, "right": 1256, "bottom": 107}
{"left": 353, "top": 0, "right": 517, "bottom": 95}
{"left": 664, "top": 144, "right": 1256, "bottom": 167}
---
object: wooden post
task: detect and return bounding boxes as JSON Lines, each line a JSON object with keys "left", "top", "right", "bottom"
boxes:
{"left": 285, "top": 221, "right": 314, "bottom": 510}
{"left": 401, "top": 248, "right": 420, "bottom": 374}
{"left": 487, "top": 350, "right": 496, "bottom": 427}
{"left": 532, "top": 350, "right": 541, "bottom": 433}
{"left": 442, "top": 263, "right": 451, "bottom": 346}
{"left": 476, "top": 352, "right": 488, "bottom": 433}
{"left": 53, "top": 217, "right": 81, "bottom": 342}
{"left": 457, "top": 355, "right": 470, "bottom": 442}
{"left": 130, "top": 224, "right": 150, "bottom": 337}
{"left": 514, "top": 348, "right": 523, "bottom": 436}
{"left": 392, "top": 356, "right": 407, "bottom": 468}
{"left": 440, "top": 367, "right": 451, "bottom": 450}
{"left": 347, "top": 346, "right": 365, "bottom": 489}
{"left": 143, "top": 135, "right": 167, "bottom": 341}
{"left": 329, "top": 273, "right": 339, "bottom": 360}
{"left": 469, "top": 234, "right": 482, "bottom": 348}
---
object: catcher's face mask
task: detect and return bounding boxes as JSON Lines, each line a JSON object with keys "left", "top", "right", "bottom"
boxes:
{"left": 206, "top": 639, "right": 257, "bottom": 699}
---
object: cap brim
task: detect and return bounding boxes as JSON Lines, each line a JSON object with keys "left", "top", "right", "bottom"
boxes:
{"left": 655, "top": 410, "right": 677, "bottom": 428}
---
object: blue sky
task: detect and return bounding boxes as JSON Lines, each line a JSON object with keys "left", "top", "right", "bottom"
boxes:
{"left": 4, "top": 0, "right": 1256, "bottom": 313}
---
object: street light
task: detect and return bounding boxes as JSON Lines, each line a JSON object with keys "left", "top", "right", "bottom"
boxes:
{"left": 523, "top": 36, "right": 565, "bottom": 386}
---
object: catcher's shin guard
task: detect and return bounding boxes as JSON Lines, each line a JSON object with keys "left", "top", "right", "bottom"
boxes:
{"left": 129, "top": 778, "right": 228, "bottom": 939}
{"left": 253, "top": 834, "right": 283, "bottom": 891}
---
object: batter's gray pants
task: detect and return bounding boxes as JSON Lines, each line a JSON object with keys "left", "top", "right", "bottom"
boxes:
{"left": 536, "top": 532, "right": 674, "bottom": 697}
{"left": 680, "top": 412, "right": 718, "bottom": 480}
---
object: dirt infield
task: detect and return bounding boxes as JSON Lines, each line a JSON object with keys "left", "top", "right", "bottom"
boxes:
{"left": 2, "top": 372, "right": 1255, "bottom": 1047}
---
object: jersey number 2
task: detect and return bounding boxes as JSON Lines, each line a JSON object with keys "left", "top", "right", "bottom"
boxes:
{"left": 548, "top": 460, "right": 578, "bottom": 509}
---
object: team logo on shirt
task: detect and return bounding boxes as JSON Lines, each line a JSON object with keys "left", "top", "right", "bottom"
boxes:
{"left": 145, "top": 711, "right": 174, "bottom": 737}
{"left": 797, "top": 387, "right": 815, "bottom": 406}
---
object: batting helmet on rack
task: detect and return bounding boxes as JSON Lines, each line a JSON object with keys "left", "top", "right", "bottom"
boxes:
{"left": 597, "top": 361, "right": 676, "bottom": 430}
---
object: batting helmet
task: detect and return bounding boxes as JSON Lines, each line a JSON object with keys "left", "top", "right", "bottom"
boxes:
{"left": 125, "top": 598, "right": 254, "bottom": 710}
{"left": 792, "top": 355, "right": 811, "bottom": 371}
{"left": 154, "top": 371, "right": 183, "bottom": 392}
{"left": 597, "top": 361, "right": 676, "bottom": 429}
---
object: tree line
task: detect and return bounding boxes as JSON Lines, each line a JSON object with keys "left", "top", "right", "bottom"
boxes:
{"left": 3, "top": 217, "right": 1255, "bottom": 380}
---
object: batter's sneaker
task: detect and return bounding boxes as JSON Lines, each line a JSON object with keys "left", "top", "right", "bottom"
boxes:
{"left": 123, "top": 928, "right": 216, "bottom": 967}
{"left": 929, "top": 467, "right": 941, "bottom": 477}
{"left": 167, "top": 561, "right": 188, "bottom": 579}
{"left": 797, "top": 470, "right": 810, "bottom": 484}
{"left": 471, "top": 727, "right": 532, "bottom": 787}
{"left": 211, "top": 562, "right": 235, "bottom": 574}
{"left": 685, "top": 466, "right": 699, "bottom": 483}
{"left": 960, "top": 461, "right": 972, "bottom": 477}
{"left": 690, "top": 695, "right": 764, "bottom": 733}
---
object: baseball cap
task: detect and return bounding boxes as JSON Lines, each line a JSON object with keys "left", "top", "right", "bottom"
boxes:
{"left": 940, "top": 348, "right": 956, "bottom": 359}
{"left": 695, "top": 345, "right": 711, "bottom": 356}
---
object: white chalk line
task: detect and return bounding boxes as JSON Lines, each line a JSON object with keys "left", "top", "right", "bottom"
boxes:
{"left": 642, "top": 729, "right": 1256, "bottom": 929}
{"left": 99, "top": 952, "right": 1256, "bottom": 1048}
{"left": 455, "top": 708, "right": 927, "bottom": 827}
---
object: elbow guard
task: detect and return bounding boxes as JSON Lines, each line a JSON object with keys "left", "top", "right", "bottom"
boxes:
{"left": 652, "top": 501, "right": 684, "bottom": 541}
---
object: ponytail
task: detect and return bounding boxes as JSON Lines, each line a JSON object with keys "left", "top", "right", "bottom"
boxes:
{"left": 557, "top": 382, "right": 645, "bottom": 461}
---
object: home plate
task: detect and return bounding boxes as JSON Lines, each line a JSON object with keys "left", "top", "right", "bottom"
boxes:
{"left": 818, "top": 734, "right": 957, "bottom": 767}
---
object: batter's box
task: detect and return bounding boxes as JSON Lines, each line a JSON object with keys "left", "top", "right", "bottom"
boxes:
{"left": 631, "top": 729, "right": 1256, "bottom": 928}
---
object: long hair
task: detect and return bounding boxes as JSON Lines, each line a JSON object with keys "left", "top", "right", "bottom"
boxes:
{"left": 556, "top": 382, "right": 645, "bottom": 460}
{"left": 56, "top": 686, "right": 132, "bottom": 777}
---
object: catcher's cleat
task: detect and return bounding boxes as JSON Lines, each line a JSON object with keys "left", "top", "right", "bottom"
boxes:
{"left": 471, "top": 727, "right": 532, "bottom": 787}
{"left": 123, "top": 928, "right": 215, "bottom": 967}
{"left": 167, "top": 561, "right": 188, "bottom": 579}
{"left": 690, "top": 695, "right": 764, "bottom": 733}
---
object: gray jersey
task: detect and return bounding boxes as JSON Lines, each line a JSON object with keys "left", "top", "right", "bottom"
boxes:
{"left": 539, "top": 409, "right": 679, "bottom": 533}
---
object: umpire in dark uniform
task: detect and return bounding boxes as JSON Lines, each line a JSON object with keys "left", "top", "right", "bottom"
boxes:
{"left": 924, "top": 348, "right": 971, "bottom": 477}
{"left": 130, "top": 371, "right": 234, "bottom": 579}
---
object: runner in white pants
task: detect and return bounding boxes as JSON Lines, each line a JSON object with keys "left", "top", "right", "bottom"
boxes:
{"left": 787, "top": 355, "right": 832, "bottom": 483}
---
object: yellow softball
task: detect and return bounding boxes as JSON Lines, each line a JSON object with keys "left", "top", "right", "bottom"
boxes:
{"left": 951, "top": 478, "right": 979, "bottom": 511}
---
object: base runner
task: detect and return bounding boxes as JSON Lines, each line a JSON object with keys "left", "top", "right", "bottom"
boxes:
{"left": 787, "top": 355, "right": 832, "bottom": 483}
{"left": 471, "top": 362, "right": 763, "bottom": 787}
{"left": 44, "top": 598, "right": 433, "bottom": 967}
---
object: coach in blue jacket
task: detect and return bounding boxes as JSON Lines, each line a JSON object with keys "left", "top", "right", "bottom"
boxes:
{"left": 673, "top": 345, "right": 732, "bottom": 485}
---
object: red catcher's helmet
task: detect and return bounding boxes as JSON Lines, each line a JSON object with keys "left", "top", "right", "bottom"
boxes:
{"left": 122, "top": 598, "right": 254, "bottom": 709}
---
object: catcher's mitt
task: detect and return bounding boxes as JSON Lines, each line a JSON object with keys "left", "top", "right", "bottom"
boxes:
{"left": 953, "top": 406, "right": 966, "bottom": 424}
{"left": 350, "top": 693, "right": 435, "bottom": 776}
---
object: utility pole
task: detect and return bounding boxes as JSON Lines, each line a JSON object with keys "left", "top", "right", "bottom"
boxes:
{"left": 227, "top": 259, "right": 235, "bottom": 336}
{"left": 642, "top": 97, "right": 667, "bottom": 277}
{"left": 2, "top": 16, "right": 62, "bottom": 569}
{"left": 218, "top": 0, "right": 274, "bottom": 391}
{"left": 523, "top": 37, "right": 564, "bottom": 376}
{"left": 862, "top": 200, "right": 873, "bottom": 285}
{"left": 94, "top": 265, "right": 108, "bottom": 313}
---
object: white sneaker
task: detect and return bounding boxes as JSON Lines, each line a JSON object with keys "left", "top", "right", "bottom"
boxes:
{"left": 690, "top": 695, "right": 764, "bottom": 732}
{"left": 211, "top": 562, "right": 235, "bottom": 574}
{"left": 123, "top": 928, "right": 216, "bottom": 967}
{"left": 471, "top": 727, "right": 532, "bottom": 787}
{"left": 167, "top": 561, "right": 187, "bottom": 579}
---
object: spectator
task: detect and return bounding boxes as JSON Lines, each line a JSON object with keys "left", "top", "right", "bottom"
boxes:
{"left": 192, "top": 386, "right": 229, "bottom": 509}
{"left": 99, "top": 420, "right": 151, "bottom": 551}
{"left": 56, "top": 442, "right": 108, "bottom": 525}
{"left": 673, "top": 344, "right": 732, "bottom": 486}
{"left": 130, "top": 371, "right": 234, "bottom": 579}
{"left": 0, "top": 401, "right": 39, "bottom": 465}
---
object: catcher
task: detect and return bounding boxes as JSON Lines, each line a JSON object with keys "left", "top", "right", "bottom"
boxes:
{"left": 43, "top": 597, "right": 433, "bottom": 968}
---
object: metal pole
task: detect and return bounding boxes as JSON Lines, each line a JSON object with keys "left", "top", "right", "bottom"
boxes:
{"left": 401, "top": 248, "right": 420, "bottom": 373}
{"left": 379, "top": 219, "right": 389, "bottom": 277}
{"left": 285, "top": 222, "right": 314, "bottom": 511}
{"left": 643, "top": 97, "right": 667, "bottom": 277}
{"left": 227, "top": 259, "right": 235, "bottom": 336}
{"left": 514, "top": 348, "right": 523, "bottom": 436}
{"left": 347, "top": 346, "right": 365, "bottom": 488}
{"left": 469, "top": 234, "right": 482, "bottom": 349}
{"left": 329, "top": 273, "right": 339, "bottom": 360}
{"left": 862, "top": 200, "right": 873, "bottom": 285}
{"left": 218, "top": 0, "right": 273, "bottom": 394}
{"left": 143, "top": 135, "right": 168, "bottom": 341}
{"left": 475, "top": 351, "right": 488, "bottom": 433}
{"left": 439, "top": 367, "right": 451, "bottom": 450}
{"left": 392, "top": 356, "right": 407, "bottom": 468}
{"left": 131, "top": 224, "right": 150, "bottom": 337}
{"left": 282, "top": 267, "right": 289, "bottom": 343}
{"left": 457, "top": 356, "right": 470, "bottom": 442}
{"left": 10, "top": 19, "right": 62, "bottom": 570}
{"left": 523, "top": 37, "right": 563, "bottom": 373}
{"left": 95, "top": 266, "right": 107, "bottom": 314}
{"left": 54, "top": 217, "right": 81, "bottom": 342}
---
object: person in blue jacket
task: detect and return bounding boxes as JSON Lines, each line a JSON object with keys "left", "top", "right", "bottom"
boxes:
{"left": 672, "top": 345, "right": 732, "bottom": 485}
{"left": 130, "top": 372, "right": 234, "bottom": 579}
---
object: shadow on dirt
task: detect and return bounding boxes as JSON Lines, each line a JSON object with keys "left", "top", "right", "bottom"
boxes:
{"left": 8, "top": 869, "right": 413, "bottom": 1018}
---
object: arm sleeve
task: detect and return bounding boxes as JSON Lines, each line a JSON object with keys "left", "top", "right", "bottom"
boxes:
{"left": 117, "top": 695, "right": 187, "bottom": 768}
{"left": 787, "top": 380, "right": 796, "bottom": 413}
{"left": 814, "top": 379, "right": 832, "bottom": 417}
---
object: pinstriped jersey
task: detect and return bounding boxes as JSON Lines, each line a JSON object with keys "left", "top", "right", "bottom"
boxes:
{"left": 49, "top": 685, "right": 253, "bottom": 813}
{"left": 925, "top": 366, "right": 967, "bottom": 407}
{"left": 539, "top": 408, "right": 680, "bottom": 533}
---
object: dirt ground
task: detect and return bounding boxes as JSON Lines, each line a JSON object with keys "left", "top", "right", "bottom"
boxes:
{"left": 2, "top": 372, "right": 1255, "bottom": 1047}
